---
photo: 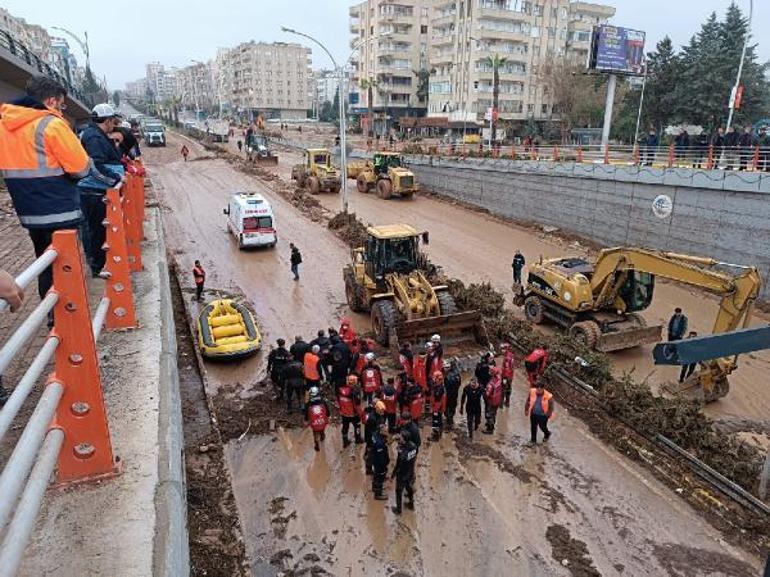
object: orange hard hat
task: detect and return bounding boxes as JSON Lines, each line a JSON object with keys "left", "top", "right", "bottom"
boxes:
{"left": 375, "top": 400, "right": 386, "bottom": 414}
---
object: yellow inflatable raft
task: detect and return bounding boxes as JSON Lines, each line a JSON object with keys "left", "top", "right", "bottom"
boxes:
{"left": 197, "top": 299, "right": 261, "bottom": 360}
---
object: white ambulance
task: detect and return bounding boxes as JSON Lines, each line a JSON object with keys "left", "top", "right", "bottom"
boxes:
{"left": 223, "top": 192, "right": 277, "bottom": 249}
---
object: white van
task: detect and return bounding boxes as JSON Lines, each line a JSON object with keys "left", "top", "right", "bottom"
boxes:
{"left": 223, "top": 192, "right": 277, "bottom": 249}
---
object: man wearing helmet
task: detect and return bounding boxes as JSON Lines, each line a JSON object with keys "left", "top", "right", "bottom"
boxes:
{"left": 363, "top": 402, "right": 385, "bottom": 475}
{"left": 430, "top": 371, "right": 447, "bottom": 441}
{"left": 371, "top": 421, "right": 390, "bottom": 500}
{"left": 337, "top": 375, "right": 363, "bottom": 447}
{"left": 483, "top": 367, "right": 504, "bottom": 434}
{"left": 361, "top": 352, "right": 383, "bottom": 404}
{"left": 500, "top": 343, "right": 516, "bottom": 407}
{"left": 380, "top": 377, "right": 399, "bottom": 433}
{"left": 305, "top": 386, "right": 330, "bottom": 451}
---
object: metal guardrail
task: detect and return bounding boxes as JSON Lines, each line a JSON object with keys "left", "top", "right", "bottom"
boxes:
{"left": 0, "top": 30, "right": 92, "bottom": 107}
{"left": 0, "top": 171, "right": 145, "bottom": 576}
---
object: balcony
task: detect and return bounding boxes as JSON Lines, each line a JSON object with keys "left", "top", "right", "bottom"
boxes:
{"left": 477, "top": 27, "right": 529, "bottom": 43}
{"left": 433, "top": 11, "right": 457, "bottom": 25}
{"left": 349, "top": 5, "right": 360, "bottom": 18}
{"left": 478, "top": 1, "right": 529, "bottom": 17}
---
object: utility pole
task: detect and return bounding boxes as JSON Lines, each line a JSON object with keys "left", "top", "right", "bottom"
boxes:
{"left": 633, "top": 62, "right": 648, "bottom": 146}
{"left": 725, "top": 0, "right": 754, "bottom": 134}
{"left": 601, "top": 74, "right": 617, "bottom": 149}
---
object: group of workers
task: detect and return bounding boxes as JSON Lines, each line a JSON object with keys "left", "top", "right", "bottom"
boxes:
{"left": 265, "top": 318, "right": 556, "bottom": 513}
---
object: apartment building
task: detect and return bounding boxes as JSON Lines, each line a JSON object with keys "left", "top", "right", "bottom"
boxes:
{"left": 349, "top": 0, "right": 431, "bottom": 134}
{"left": 177, "top": 62, "right": 215, "bottom": 112}
{"left": 218, "top": 41, "right": 312, "bottom": 120}
{"left": 428, "top": 0, "right": 615, "bottom": 129}
{"left": 315, "top": 70, "right": 340, "bottom": 106}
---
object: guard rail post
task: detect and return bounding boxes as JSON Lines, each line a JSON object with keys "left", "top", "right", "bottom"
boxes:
{"left": 511, "top": 145, "right": 517, "bottom": 160}
{"left": 752, "top": 145, "right": 760, "bottom": 171}
{"left": 576, "top": 146, "right": 583, "bottom": 163}
{"left": 603, "top": 144, "right": 610, "bottom": 164}
{"left": 103, "top": 187, "right": 137, "bottom": 329}
{"left": 667, "top": 144, "right": 675, "bottom": 168}
{"left": 632, "top": 144, "right": 640, "bottom": 165}
{"left": 49, "top": 230, "right": 118, "bottom": 484}
{"left": 706, "top": 145, "right": 715, "bottom": 170}
{"left": 122, "top": 175, "right": 143, "bottom": 273}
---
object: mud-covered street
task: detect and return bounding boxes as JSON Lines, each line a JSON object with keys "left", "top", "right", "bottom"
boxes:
{"left": 145, "top": 133, "right": 763, "bottom": 576}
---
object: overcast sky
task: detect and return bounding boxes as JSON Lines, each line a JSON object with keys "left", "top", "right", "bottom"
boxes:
{"left": 3, "top": 0, "right": 767, "bottom": 89}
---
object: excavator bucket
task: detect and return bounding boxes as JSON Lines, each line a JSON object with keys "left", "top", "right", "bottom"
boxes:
{"left": 596, "top": 325, "right": 662, "bottom": 352}
{"left": 395, "top": 311, "right": 488, "bottom": 349}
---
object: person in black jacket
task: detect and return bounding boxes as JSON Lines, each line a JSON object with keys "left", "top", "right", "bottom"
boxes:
{"left": 290, "top": 335, "right": 309, "bottom": 363}
{"left": 738, "top": 126, "right": 758, "bottom": 171}
{"left": 371, "top": 422, "right": 390, "bottom": 500}
{"left": 363, "top": 405, "right": 381, "bottom": 476}
{"left": 444, "top": 359, "right": 462, "bottom": 430}
{"left": 391, "top": 430, "right": 417, "bottom": 515}
{"left": 290, "top": 243, "right": 302, "bottom": 281}
{"left": 474, "top": 353, "right": 493, "bottom": 388}
{"left": 460, "top": 379, "right": 484, "bottom": 440}
{"left": 723, "top": 126, "right": 739, "bottom": 170}
{"left": 512, "top": 250, "right": 526, "bottom": 284}
{"left": 399, "top": 410, "right": 421, "bottom": 451}
{"left": 283, "top": 361, "right": 305, "bottom": 412}
{"left": 267, "top": 338, "right": 292, "bottom": 400}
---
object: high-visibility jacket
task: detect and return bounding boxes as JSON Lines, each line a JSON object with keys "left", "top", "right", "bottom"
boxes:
{"left": 525, "top": 389, "right": 554, "bottom": 418}
{"left": 307, "top": 401, "right": 329, "bottom": 432}
{"left": 431, "top": 385, "right": 446, "bottom": 414}
{"left": 413, "top": 355, "right": 427, "bottom": 392}
{"left": 303, "top": 352, "right": 321, "bottom": 381}
{"left": 484, "top": 377, "right": 503, "bottom": 408}
{"left": 525, "top": 348, "right": 548, "bottom": 375}
{"left": 361, "top": 364, "right": 383, "bottom": 395}
{"left": 0, "top": 99, "right": 90, "bottom": 229}
{"left": 410, "top": 391, "right": 424, "bottom": 421}
{"left": 339, "top": 321, "right": 356, "bottom": 345}
{"left": 337, "top": 386, "right": 361, "bottom": 418}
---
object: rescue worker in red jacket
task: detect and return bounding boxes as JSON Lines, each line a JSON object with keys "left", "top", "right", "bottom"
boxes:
{"left": 408, "top": 380, "right": 424, "bottom": 423}
{"left": 397, "top": 373, "right": 412, "bottom": 415}
{"left": 305, "top": 387, "right": 330, "bottom": 451}
{"left": 413, "top": 345, "right": 428, "bottom": 395}
{"left": 500, "top": 342, "right": 516, "bottom": 407}
{"left": 430, "top": 371, "right": 447, "bottom": 441}
{"left": 352, "top": 338, "right": 375, "bottom": 377}
{"left": 525, "top": 383, "right": 554, "bottom": 444}
{"left": 483, "top": 367, "right": 504, "bottom": 434}
{"left": 398, "top": 341, "right": 414, "bottom": 379}
{"left": 337, "top": 375, "right": 363, "bottom": 447}
{"left": 524, "top": 345, "right": 549, "bottom": 387}
{"left": 339, "top": 317, "right": 357, "bottom": 347}
{"left": 380, "top": 377, "right": 399, "bottom": 433}
{"left": 361, "top": 352, "right": 384, "bottom": 404}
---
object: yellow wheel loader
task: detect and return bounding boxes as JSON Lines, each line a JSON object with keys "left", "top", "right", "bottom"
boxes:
{"left": 344, "top": 224, "right": 485, "bottom": 348}
{"left": 513, "top": 247, "right": 762, "bottom": 401}
{"left": 347, "top": 152, "right": 418, "bottom": 199}
{"left": 291, "top": 148, "right": 341, "bottom": 194}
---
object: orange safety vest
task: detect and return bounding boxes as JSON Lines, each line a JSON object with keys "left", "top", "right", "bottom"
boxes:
{"left": 526, "top": 389, "right": 553, "bottom": 417}
{"left": 303, "top": 352, "right": 321, "bottom": 381}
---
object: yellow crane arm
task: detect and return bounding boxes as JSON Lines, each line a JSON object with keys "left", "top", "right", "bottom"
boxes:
{"left": 590, "top": 247, "right": 762, "bottom": 334}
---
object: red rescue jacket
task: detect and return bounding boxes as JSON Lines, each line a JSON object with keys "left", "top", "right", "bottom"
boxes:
{"left": 501, "top": 350, "right": 515, "bottom": 380}
{"left": 431, "top": 385, "right": 446, "bottom": 413}
{"left": 337, "top": 386, "right": 361, "bottom": 418}
{"left": 413, "top": 355, "right": 427, "bottom": 392}
{"left": 361, "top": 364, "right": 383, "bottom": 395}
{"left": 381, "top": 384, "right": 398, "bottom": 415}
{"left": 484, "top": 377, "right": 503, "bottom": 408}
{"left": 307, "top": 403, "right": 329, "bottom": 432}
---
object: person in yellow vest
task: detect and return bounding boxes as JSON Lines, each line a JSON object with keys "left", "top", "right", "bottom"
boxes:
{"left": 524, "top": 383, "right": 554, "bottom": 445}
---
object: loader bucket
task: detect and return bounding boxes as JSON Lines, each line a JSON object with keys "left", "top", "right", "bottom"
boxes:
{"left": 596, "top": 324, "right": 662, "bottom": 352}
{"left": 396, "top": 311, "right": 488, "bottom": 349}
{"left": 255, "top": 155, "right": 279, "bottom": 166}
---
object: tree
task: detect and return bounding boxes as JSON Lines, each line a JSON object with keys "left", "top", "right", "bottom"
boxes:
{"left": 360, "top": 77, "right": 379, "bottom": 137}
{"left": 81, "top": 65, "right": 106, "bottom": 106}
{"left": 485, "top": 55, "right": 507, "bottom": 145}
{"left": 112, "top": 90, "right": 121, "bottom": 107}
{"left": 414, "top": 68, "right": 431, "bottom": 104}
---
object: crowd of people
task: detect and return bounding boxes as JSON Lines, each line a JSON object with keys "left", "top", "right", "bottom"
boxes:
{"left": 266, "top": 318, "right": 556, "bottom": 513}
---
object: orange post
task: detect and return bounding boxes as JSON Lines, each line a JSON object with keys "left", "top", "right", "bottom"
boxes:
{"left": 511, "top": 145, "right": 517, "bottom": 160}
{"left": 122, "top": 176, "right": 143, "bottom": 272}
{"left": 752, "top": 145, "right": 760, "bottom": 171}
{"left": 706, "top": 144, "right": 715, "bottom": 170}
{"left": 633, "top": 144, "right": 640, "bottom": 165}
{"left": 49, "top": 230, "right": 118, "bottom": 484}
{"left": 577, "top": 146, "right": 584, "bottom": 163}
{"left": 603, "top": 144, "right": 610, "bottom": 164}
{"left": 667, "top": 144, "right": 675, "bottom": 168}
{"left": 103, "top": 188, "right": 137, "bottom": 329}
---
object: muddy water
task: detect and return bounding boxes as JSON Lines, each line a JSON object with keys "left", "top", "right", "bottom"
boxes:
{"left": 148, "top": 137, "right": 762, "bottom": 577}
{"left": 285, "top": 151, "right": 770, "bottom": 423}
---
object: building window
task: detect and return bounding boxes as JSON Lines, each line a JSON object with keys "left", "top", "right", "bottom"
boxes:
{"left": 527, "top": 103, "right": 534, "bottom": 113}
{"left": 421, "top": 25, "right": 428, "bottom": 34}
{"left": 541, "top": 103, "right": 549, "bottom": 114}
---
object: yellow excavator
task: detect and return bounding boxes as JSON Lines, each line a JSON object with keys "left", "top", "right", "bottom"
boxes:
{"left": 513, "top": 247, "right": 762, "bottom": 401}
{"left": 344, "top": 224, "right": 485, "bottom": 347}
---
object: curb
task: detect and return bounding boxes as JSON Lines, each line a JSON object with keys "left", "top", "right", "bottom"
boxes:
{"left": 152, "top": 208, "right": 191, "bottom": 577}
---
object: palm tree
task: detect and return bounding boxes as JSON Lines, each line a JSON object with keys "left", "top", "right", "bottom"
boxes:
{"left": 485, "top": 54, "right": 507, "bottom": 145}
{"left": 360, "top": 77, "right": 379, "bottom": 137}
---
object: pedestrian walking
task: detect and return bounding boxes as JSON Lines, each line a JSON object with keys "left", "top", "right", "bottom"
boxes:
{"left": 289, "top": 243, "right": 302, "bottom": 281}
{"left": 678, "top": 331, "right": 699, "bottom": 383}
{"left": 303, "top": 344, "right": 324, "bottom": 393}
{"left": 483, "top": 367, "right": 503, "bottom": 434}
{"left": 524, "top": 345, "right": 549, "bottom": 387}
{"left": 371, "top": 422, "right": 390, "bottom": 500}
{"left": 444, "top": 359, "right": 461, "bottom": 430}
{"left": 236, "top": 140, "right": 243, "bottom": 153}
{"left": 181, "top": 144, "right": 189, "bottom": 161}
{"left": 283, "top": 360, "right": 305, "bottom": 413}
{"left": 500, "top": 342, "right": 515, "bottom": 407}
{"left": 724, "top": 126, "right": 739, "bottom": 170}
{"left": 399, "top": 410, "right": 422, "bottom": 451}
{"left": 290, "top": 335, "right": 309, "bottom": 362}
{"left": 0, "top": 76, "right": 91, "bottom": 300}
{"left": 667, "top": 307, "right": 688, "bottom": 342}
{"left": 460, "top": 378, "right": 483, "bottom": 440}
{"left": 430, "top": 372, "right": 446, "bottom": 441}
{"left": 525, "top": 383, "right": 554, "bottom": 445}
{"left": 390, "top": 429, "right": 417, "bottom": 515}
{"left": 338, "top": 375, "right": 364, "bottom": 447}
{"left": 78, "top": 104, "right": 124, "bottom": 278}
{"left": 267, "top": 338, "right": 292, "bottom": 400}
{"left": 512, "top": 249, "right": 526, "bottom": 284}
{"left": 305, "top": 386, "right": 330, "bottom": 452}
{"left": 193, "top": 260, "right": 206, "bottom": 301}
{"left": 363, "top": 404, "right": 382, "bottom": 476}
{"left": 474, "top": 352, "right": 493, "bottom": 388}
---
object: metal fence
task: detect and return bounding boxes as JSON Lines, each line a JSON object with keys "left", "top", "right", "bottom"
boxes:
{"left": 0, "top": 30, "right": 92, "bottom": 107}
{"left": 0, "top": 171, "right": 145, "bottom": 576}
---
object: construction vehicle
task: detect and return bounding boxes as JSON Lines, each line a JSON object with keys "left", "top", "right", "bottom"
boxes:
{"left": 347, "top": 151, "right": 418, "bottom": 199}
{"left": 246, "top": 134, "right": 278, "bottom": 165}
{"left": 291, "top": 148, "right": 341, "bottom": 194}
{"left": 513, "top": 247, "right": 762, "bottom": 402}
{"left": 344, "top": 224, "right": 485, "bottom": 347}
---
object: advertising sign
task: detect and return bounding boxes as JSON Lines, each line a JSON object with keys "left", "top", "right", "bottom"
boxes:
{"left": 589, "top": 25, "right": 646, "bottom": 76}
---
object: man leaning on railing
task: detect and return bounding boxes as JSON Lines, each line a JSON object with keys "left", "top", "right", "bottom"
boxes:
{"left": 0, "top": 269, "right": 25, "bottom": 405}
{"left": 0, "top": 76, "right": 91, "bottom": 301}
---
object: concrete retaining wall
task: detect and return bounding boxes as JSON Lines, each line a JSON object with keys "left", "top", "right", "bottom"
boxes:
{"left": 405, "top": 156, "right": 770, "bottom": 300}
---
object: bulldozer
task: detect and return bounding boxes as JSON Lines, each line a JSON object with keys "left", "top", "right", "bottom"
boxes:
{"left": 246, "top": 133, "right": 278, "bottom": 165}
{"left": 291, "top": 148, "right": 341, "bottom": 194}
{"left": 347, "top": 151, "right": 418, "bottom": 199}
{"left": 344, "top": 224, "right": 485, "bottom": 348}
{"left": 513, "top": 247, "right": 762, "bottom": 402}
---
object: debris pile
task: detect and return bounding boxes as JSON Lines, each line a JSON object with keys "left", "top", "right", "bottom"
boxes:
{"left": 327, "top": 211, "right": 369, "bottom": 248}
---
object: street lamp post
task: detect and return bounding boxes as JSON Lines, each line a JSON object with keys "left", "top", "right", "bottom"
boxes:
{"left": 282, "top": 27, "right": 389, "bottom": 213}
{"left": 725, "top": 0, "right": 754, "bottom": 134}
{"left": 52, "top": 27, "right": 90, "bottom": 68}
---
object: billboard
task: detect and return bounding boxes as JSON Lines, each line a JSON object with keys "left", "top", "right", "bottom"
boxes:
{"left": 588, "top": 25, "right": 646, "bottom": 76}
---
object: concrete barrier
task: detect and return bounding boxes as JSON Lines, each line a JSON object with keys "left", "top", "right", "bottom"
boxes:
{"left": 405, "top": 156, "right": 770, "bottom": 300}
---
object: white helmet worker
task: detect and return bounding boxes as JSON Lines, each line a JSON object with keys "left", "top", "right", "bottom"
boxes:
{"left": 92, "top": 103, "right": 117, "bottom": 120}
{"left": 311, "top": 344, "right": 321, "bottom": 354}
{"left": 365, "top": 352, "right": 375, "bottom": 362}
{"left": 431, "top": 334, "right": 441, "bottom": 343}
{"left": 309, "top": 386, "right": 320, "bottom": 398}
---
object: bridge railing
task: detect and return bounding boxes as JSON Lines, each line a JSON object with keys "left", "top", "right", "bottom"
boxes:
{"left": 0, "top": 170, "right": 145, "bottom": 576}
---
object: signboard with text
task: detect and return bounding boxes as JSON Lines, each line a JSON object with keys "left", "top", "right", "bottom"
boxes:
{"left": 588, "top": 25, "right": 646, "bottom": 76}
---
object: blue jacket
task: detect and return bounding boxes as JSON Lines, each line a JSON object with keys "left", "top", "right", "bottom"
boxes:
{"left": 77, "top": 122, "right": 123, "bottom": 192}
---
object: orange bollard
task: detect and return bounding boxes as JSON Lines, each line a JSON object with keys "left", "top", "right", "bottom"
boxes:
{"left": 633, "top": 144, "right": 640, "bottom": 165}
{"left": 103, "top": 188, "right": 137, "bottom": 329}
{"left": 603, "top": 144, "right": 610, "bottom": 164}
{"left": 577, "top": 146, "right": 584, "bottom": 163}
{"left": 706, "top": 144, "right": 715, "bottom": 170}
{"left": 511, "top": 145, "right": 517, "bottom": 160}
{"left": 122, "top": 176, "right": 143, "bottom": 272}
{"left": 49, "top": 230, "right": 119, "bottom": 484}
{"left": 752, "top": 145, "right": 760, "bottom": 171}
{"left": 667, "top": 144, "right": 675, "bottom": 168}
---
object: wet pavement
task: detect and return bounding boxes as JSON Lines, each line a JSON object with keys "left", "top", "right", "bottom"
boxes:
{"left": 146, "top": 134, "right": 763, "bottom": 576}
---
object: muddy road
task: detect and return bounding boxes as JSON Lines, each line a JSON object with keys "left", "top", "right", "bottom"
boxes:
{"left": 145, "top": 134, "right": 762, "bottom": 577}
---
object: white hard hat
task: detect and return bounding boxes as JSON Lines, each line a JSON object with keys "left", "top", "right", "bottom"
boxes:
{"left": 309, "top": 386, "right": 320, "bottom": 398}
{"left": 92, "top": 103, "right": 117, "bottom": 119}
{"left": 311, "top": 344, "right": 320, "bottom": 353}
{"left": 431, "top": 334, "right": 441, "bottom": 342}
{"left": 425, "top": 341, "right": 433, "bottom": 349}
{"left": 365, "top": 352, "right": 375, "bottom": 361}
{"left": 120, "top": 120, "right": 131, "bottom": 129}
